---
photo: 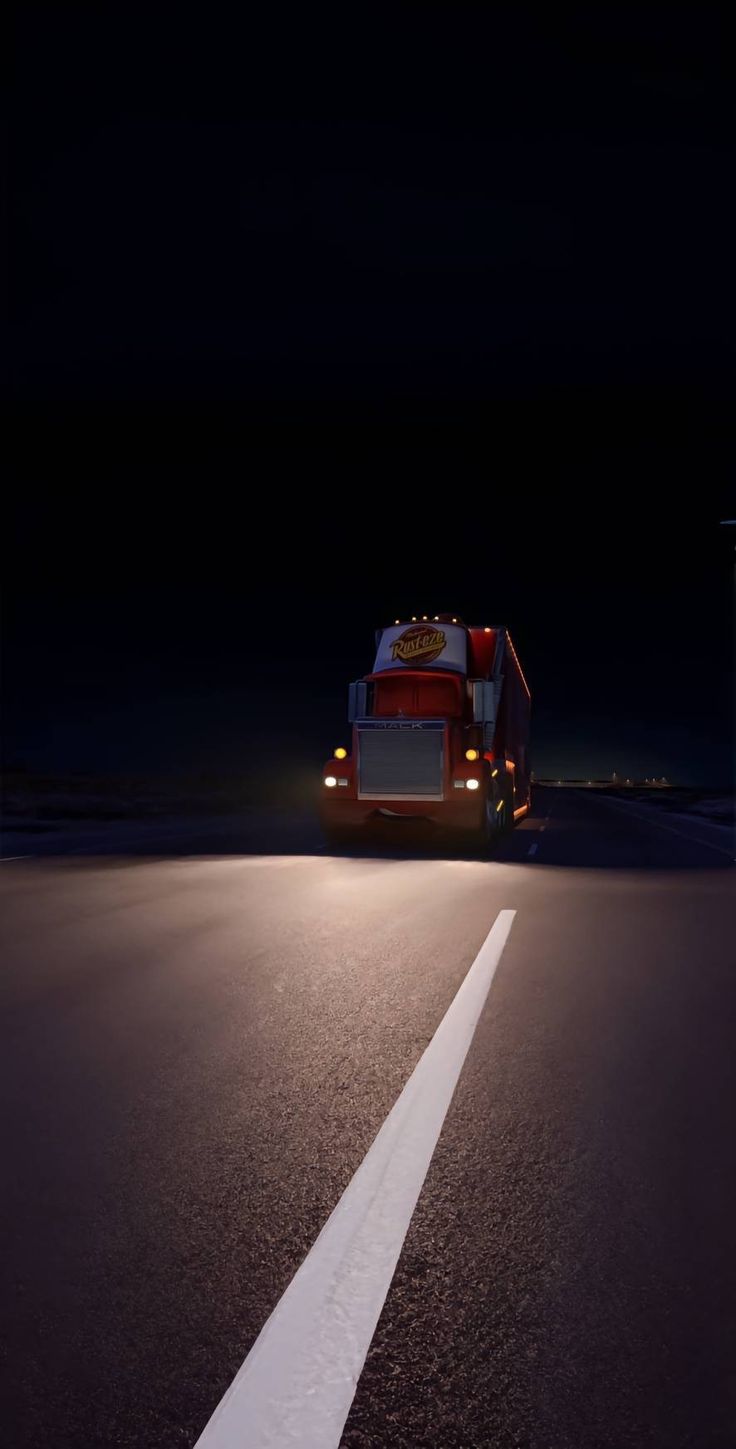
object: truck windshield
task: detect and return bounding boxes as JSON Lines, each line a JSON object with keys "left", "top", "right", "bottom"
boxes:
{"left": 373, "top": 673, "right": 463, "bottom": 718}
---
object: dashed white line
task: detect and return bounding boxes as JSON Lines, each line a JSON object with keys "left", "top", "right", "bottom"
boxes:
{"left": 193, "top": 908, "right": 517, "bottom": 1449}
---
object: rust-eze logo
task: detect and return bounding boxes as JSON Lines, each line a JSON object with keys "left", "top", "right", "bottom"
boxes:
{"left": 390, "top": 624, "right": 447, "bottom": 665}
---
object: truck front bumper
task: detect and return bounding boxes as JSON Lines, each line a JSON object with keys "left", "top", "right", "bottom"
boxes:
{"left": 319, "top": 793, "right": 487, "bottom": 834}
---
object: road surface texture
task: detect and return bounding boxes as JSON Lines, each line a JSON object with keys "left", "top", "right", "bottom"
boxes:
{"left": 1, "top": 788, "right": 734, "bottom": 1448}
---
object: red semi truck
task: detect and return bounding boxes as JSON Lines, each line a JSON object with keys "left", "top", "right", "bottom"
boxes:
{"left": 321, "top": 615, "right": 531, "bottom": 848}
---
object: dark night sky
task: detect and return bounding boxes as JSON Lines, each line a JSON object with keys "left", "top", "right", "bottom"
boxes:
{"left": 6, "top": 7, "right": 735, "bottom": 787}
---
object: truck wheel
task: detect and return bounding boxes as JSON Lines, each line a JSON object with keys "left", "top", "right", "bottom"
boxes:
{"left": 475, "top": 794, "right": 498, "bottom": 852}
{"left": 482, "top": 776, "right": 512, "bottom": 849}
{"left": 499, "top": 777, "right": 515, "bottom": 834}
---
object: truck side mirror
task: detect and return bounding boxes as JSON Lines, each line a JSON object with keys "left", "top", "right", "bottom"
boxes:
{"left": 348, "top": 681, "right": 368, "bottom": 722}
{"left": 472, "top": 680, "right": 495, "bottom": 724}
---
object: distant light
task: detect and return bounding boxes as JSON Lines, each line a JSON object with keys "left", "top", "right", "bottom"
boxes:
{"left": 484, "top": 626, "right": 492, "bottom": 633}
{"left": 467, "top": 778, "right": 480, "bottom": 791}
{"left": 422, "top": 615, "right": 428, "bottom": 621}
{"left": 324, "top": 776, "right": 337, "bottom": 788}
{"left": 394, "top": 618, "right": 400, "bottom": 624}
{"left": 452, "top": 617, "right": 457, "bottom": 623}
{"left": 434, "top": 616, "right": 439, "bottom": 621}
{"left": 411, "top": 616, "right": 417, "bottom": 622}
{"left": 465, "top": 748, "right": 479, "bottom": 761}
{"left": 334, "top": 747, "right": 348, "bottom": 760}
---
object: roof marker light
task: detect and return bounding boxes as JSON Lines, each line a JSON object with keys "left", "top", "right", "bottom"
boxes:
{"left": 506, "top": 631, "right": 531, "bottom": 697}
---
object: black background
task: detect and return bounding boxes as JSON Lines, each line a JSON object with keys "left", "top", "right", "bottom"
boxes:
{"left": 6, "top": 6, "right": 734, "bottom": 787}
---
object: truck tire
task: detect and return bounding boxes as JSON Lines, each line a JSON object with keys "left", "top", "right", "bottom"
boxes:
{"left": 480, "top": 774, "right": 513, "bottom": 850}
{"left": 497, "top": 776, "right": 514, "bottom": 835}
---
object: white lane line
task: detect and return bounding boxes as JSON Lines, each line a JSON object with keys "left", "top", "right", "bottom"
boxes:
{"left": 0, "top": 856, "right": 30, "bottom": 862}
{"left": 527, "top": 842, "right": 538, "bottom": 856}
{"left": 194, "top": 908, "right": 517, "bottom": 1449}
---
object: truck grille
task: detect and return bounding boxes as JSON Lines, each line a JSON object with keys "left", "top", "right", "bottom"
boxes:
{"left": 357, "top": 724, "right": 444, "bottom": 799}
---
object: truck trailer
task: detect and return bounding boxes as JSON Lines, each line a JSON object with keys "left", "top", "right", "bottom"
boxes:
{"left": 321, "top": 615, "right": 531, "bottom": 848}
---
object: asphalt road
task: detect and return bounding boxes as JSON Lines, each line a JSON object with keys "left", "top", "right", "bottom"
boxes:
{"left": 1, "top": 789, "right": 734, "bottom": 1448}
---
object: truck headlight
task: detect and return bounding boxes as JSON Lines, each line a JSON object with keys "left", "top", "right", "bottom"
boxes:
{"left": 466, "top": 778, "right": 480, "bottom": 791}
{"left": 324, "top": 775, "right": 337, "bottom": 788}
